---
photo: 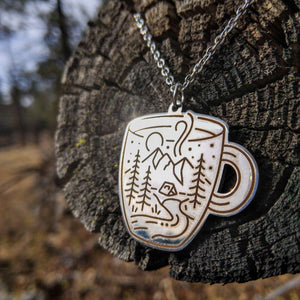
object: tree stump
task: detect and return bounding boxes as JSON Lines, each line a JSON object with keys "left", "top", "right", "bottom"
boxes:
{"left": 55, "top": 0, "right": 300, "bottom": 283}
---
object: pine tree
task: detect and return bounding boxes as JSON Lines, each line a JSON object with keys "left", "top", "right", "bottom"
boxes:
{"left": 137, "top": 165, "right": 152, "bottom": 211}
{"left": 125, "top": 149, "right": 140, "bottom": 206}
{"left": 189, "top": 153, "right": 208, "bottom": 209}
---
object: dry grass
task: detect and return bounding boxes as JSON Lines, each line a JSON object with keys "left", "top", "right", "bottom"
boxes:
{"left": 0, "top": 144, "right": 299, "bottom": 300}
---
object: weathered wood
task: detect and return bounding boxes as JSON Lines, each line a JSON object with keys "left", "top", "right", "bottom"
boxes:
{"left": 55, "top": 0, "right": 300, "bottom": 283}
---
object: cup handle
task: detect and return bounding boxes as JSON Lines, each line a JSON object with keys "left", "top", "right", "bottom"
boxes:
{"left": 209, "top": 143, "right": 258, "bottom": 216}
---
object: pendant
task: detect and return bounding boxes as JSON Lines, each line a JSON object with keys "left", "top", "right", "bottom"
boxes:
{"left": 119, "top": 107, "right": 259, "bottom": 251}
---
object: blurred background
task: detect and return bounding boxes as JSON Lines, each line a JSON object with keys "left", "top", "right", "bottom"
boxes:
{"left": 0, "top": 0, "right": 299, "bottom": 299}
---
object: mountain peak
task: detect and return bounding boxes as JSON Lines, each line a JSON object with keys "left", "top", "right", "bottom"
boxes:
{"left": 142, "top": 147, "right": 164, "bottom": 168}
{"left": 174, "top": 157, "right": 194, "bottom": 185}
{"left": 143, "top": 148, "right": 194, "bottom": 185}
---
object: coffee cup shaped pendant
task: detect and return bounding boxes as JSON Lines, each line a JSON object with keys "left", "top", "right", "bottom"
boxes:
{"left": 119, "top": 109, "right": 258, "bottom": 251}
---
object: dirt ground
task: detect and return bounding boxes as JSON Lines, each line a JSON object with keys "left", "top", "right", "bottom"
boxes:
{"left": 0, "top": 143, "right": 299, "bottom": 300}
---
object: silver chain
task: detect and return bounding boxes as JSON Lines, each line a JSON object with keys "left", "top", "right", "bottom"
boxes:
{"left": 133, "top": 0, "right": 255, "bottom": 108}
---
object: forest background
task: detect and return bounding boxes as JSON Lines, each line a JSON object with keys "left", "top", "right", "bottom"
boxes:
{"left": 0, "top": 0, "right": 299, "bottom": 299}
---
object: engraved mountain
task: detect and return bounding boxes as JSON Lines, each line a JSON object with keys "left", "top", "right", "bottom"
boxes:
{"left": 142, "top": 148, "right": 194, "bottom": 185}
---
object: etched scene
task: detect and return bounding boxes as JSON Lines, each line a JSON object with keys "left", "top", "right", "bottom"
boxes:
{"left": 120, "top": 112, "right": 225, "bottom": 247}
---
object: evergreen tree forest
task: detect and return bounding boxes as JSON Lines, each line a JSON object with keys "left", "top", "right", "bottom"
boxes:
{"left": 0, "top": 0, "right": 105, "bottom": 145}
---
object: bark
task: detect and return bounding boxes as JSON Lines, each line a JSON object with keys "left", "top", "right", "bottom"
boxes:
{"left": 55, "top": 0, "right": 300, "bottom": 283}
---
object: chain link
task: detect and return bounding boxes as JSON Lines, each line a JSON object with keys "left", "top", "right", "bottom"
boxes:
{"left": 134, "top": 0, "right": 255, "bottom": 108}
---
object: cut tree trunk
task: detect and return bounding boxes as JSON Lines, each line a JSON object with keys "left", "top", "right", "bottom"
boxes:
{"left": 55, "top": 0, "right": 300, "bottom": 283}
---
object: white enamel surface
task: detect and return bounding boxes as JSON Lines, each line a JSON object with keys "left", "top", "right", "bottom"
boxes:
{"left": 119, "top": 110, "right": 258, "bottom": 251}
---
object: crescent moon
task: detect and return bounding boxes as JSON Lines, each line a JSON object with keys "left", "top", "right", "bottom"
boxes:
{"left": 146, "top": 132, "right": 164, "bottom": 151}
